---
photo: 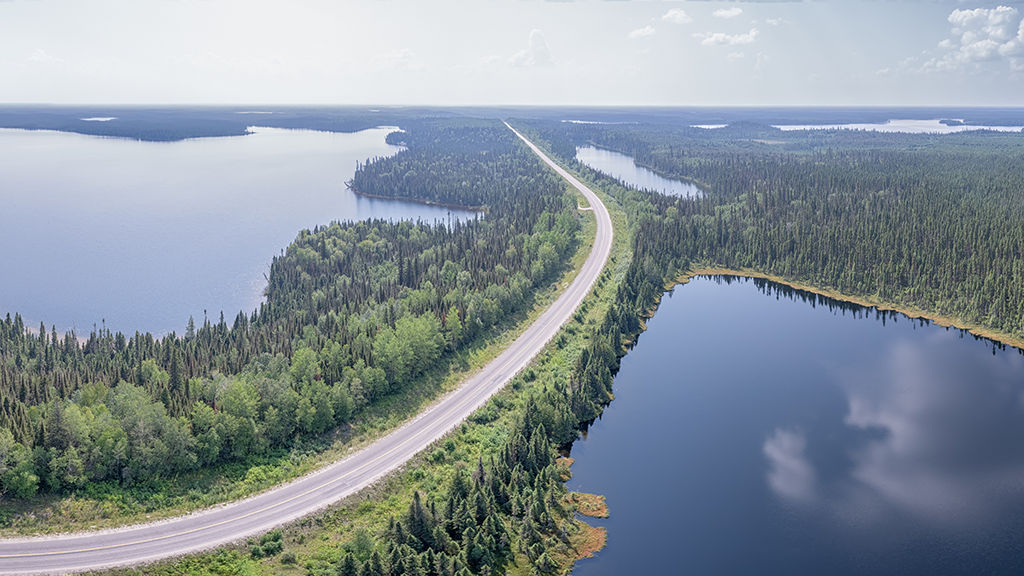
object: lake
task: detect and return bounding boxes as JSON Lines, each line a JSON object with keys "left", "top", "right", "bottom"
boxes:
{"left": 575, "top": 146, "right": 702, "bottom": 198}
{"left": 0, "top": 127, "right": 470, "bottom": 337}
{"left": 773, "top": 119, "right": 1024, "bottom": 133}
{"left": 569, "top": 275, "right": 1024, "bottom": 576}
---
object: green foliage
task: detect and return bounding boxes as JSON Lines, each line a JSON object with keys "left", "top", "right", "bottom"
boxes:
{"left": 0, "top": 118, "right": 583, "bottom": 501}
{"left": 374, "top": 314, "right": 444, "bottom": 388}
{"left": 0, "top": 428, "right": 38, "bottom": 498}
{"left": 290, "top": 348, "right": 320, "bottom": 386}
{"left": 351, "top": 119, "right": 556, "bottom": 208}
{"left": 525, "top": 118, "right": 1024, "bottom": 340}
{"left": 255, "top": 528, "right": 284, "bottom": 557}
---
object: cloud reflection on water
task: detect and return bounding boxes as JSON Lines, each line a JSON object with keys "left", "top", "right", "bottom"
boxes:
{"left": 764, "top": 428, "right": 818, "bottom": 504}
{"left": 765, "top": 330, "right": 1024, "bottom": 533}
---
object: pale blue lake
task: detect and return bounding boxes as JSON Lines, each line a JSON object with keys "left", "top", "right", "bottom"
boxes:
{"left": 0, "top": 127, "right": 469, "bottom": 336}
{"left": 575, "top": 145, "right": 702, "bottom": 198}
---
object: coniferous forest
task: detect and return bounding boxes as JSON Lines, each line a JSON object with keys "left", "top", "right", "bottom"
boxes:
{"left": 0, "top": 116, "right": 649, "bottom": 576}
{"left": 0, "top": 119, "right": 587, "bottom": 499}
{"left": 314, "top": 119, "right": 1024, "bottom": 576}
{"left": 521, "top": 120, "right": 1024, "bottom": 342}
{"left": 3, "top": 112, "right": 1024, "bottom": 575}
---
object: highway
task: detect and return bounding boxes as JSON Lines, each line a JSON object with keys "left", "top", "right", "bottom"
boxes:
{"left": 0, "top": 124, "right": 613, "bottom": 575}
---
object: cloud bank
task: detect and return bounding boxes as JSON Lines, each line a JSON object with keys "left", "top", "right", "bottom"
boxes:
{"left": 927, "top": 6, "right": 1024, "bottom": 71}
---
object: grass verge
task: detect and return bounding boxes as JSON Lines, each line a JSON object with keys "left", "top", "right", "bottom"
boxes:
{"left": 0, "top": 195, "right": 599, "bottom": 539}
{"left": 84, "top": 150, "right": 633, "bottom": 576}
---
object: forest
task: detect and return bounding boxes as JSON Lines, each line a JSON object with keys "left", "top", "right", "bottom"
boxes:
{"left": 520, "top": 120, "right": 1024, "bottom": 343}
{"left": 0, "top": 111, "right": 687, "bottom": 575}
{"left": 0, "top": 119, "right": 587, "bottom": 500}
{"left": 320, "top": 118, "right": 1024, "bottom": 576}
{"left": 5, "top": 111, "right": 1023, "bottom": 575}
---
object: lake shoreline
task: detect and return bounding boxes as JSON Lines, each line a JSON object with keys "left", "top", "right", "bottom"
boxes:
{"left": 577, "top": 143, "right": 708, "bottom": 194}
{"left": 673, "top": 265, "right": 1024, "bottom": 351}
{"left": 1, "top": 126, "right": 458, "bottom": 336}
{"left": 567, "top": 272, "right": 1024, "bottom": 576}
{"left": 348, "top": 187, "right": 488, "bottom": 213}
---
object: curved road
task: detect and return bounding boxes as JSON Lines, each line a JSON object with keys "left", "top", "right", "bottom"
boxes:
{"left": 0, "top": 125, "right": 613, "bottom": 575}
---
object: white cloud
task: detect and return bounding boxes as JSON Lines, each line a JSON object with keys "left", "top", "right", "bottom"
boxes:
{"left": 766, "top": 18, "right": 788, "bottom": 26}
{"left": 661, "top": 8, "right": 692, "bottom": 25}
{"left": 925, "top": 6, "right": 1024, "bottom": 72}
{"left": 28, "top": 49, "right": 63, "bottom": 65}
{"left": 629, "top": 26, "right": 657, "bottom": 39}
{"left": 755, "top": 52, "right": 770, "bottom": 74}
{"left": 508, "top": 29, "right": 555, "bottom": 68}
{"left": 714, "top": 7, "right": 743, "bottom": 19}
{"left": 727, "top": 52, "right": 746, "bottom": 61}
{"left": 695, "top": 28, "right": 760, "bottom": 47}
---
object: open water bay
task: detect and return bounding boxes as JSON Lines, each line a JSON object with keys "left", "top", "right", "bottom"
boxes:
{"left": 0, "top": 127, "right": 468, "bottom": 336}
{"left": 569, "top": 275, "right": 1024, "bottom": 576}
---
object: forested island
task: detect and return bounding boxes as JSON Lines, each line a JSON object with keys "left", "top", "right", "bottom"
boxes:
{"left": 2, "top": 110, "right": 1023, "bottom": 575}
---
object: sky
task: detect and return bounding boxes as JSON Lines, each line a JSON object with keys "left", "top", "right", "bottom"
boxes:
{"left": 1, "top": 0, "right": 1023, "bottom": 107}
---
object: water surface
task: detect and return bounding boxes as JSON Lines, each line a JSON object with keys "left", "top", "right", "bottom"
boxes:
{"left": 774, "top": 119, "right": 1024, "bottom": 133}
{"left": 575, "top": 146, "right": 702, "bottom": 198}
{"left": 570, "top": 276, "right": 1024, "bottom": 576}
{"left": 0, "top": 127, "right": 470, "bottom": 336}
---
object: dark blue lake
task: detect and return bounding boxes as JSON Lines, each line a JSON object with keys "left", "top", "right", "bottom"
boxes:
{"left": 0, "top": 127, "right": 471, "bottom": 336}
{"left": 569, "top": 275, "right": 1024, "bottom": 576}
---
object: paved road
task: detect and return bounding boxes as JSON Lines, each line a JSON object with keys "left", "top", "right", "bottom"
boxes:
{"left": 0, "top": 125, "right": 613, "bottom": 575}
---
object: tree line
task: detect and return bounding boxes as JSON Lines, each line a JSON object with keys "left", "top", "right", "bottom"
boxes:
{"left": 326, "top": 119, "right": 1024, "bottom": 576}
{"left": 314, "top": 125, "right": 704, "bottom": 576}
{"left": 0, "top": 119, "right": 583, "bottom": 499}
{"left": 308, "top": 236, "right": 666, "bottom": 576}
{"left": 2, "top": 117, "right": 672, "bottom": 576}
{"left": 349, "top": 119, "right": 556, "bottom": 208}
{"left": 521, "top": 119, "right": 1024, "bottom": 341}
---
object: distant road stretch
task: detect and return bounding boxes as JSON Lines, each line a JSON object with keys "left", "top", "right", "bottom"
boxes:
{"left": 0, "top": 124, "right": 613, "bottom": 575}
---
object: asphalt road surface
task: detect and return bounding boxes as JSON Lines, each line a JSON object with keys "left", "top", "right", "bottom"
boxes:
{"left": 0, "top": 124, "right": 613, "bottom": 575}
